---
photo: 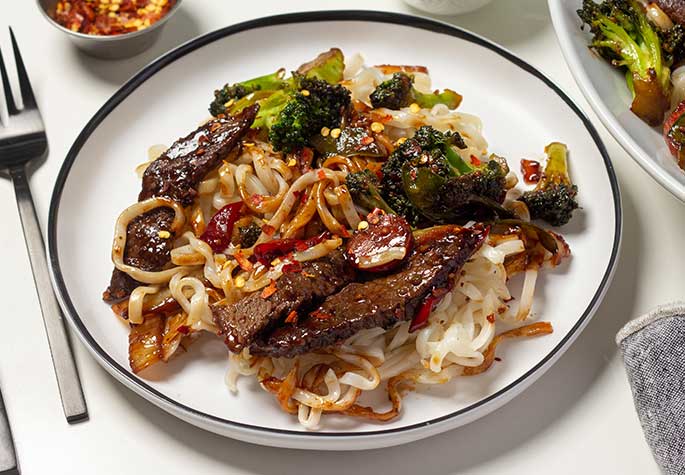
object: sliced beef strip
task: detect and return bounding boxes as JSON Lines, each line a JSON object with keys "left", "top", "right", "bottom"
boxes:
{"left": 212, "top": 250, "right": 357, "bottom": 353}
{"left": 103, "top": 105, "right": 259, "bottom": 303}
{"left": 139, "top": 104, "right": 258, "bottom": 205}
{"left": 656, "top": 0, "right": 685, "bottom": 26}
{"left": 250, "top": 225, "right": 488, "bottom": 359}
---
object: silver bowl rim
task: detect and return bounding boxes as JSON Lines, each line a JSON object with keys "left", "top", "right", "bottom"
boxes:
{"left": 35, "top": 0, "right": 183, "bottom": 42}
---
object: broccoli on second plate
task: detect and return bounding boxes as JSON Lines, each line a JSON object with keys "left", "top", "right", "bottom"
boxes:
{"left": 369, "top": 72, "right": 462, "bottom": 110}
{"left": 577, "top": 0, "right": 685, "bottom": 125}
{"left": 519, "top": 142, "right": 579, "bottom": 227}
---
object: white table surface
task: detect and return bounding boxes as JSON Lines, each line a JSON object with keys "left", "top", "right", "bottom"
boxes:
{"left": 1, "top": 0, "right": 680, "bottom": 473}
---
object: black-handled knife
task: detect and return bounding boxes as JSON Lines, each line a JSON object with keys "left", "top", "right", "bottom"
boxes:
{"left": 0, "top": 387, "right": 18, "bottom": 474}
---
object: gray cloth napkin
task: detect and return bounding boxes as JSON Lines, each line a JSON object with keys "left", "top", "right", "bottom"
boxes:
{"left": 617, "top": 302, "right": 685, "bottom": 475}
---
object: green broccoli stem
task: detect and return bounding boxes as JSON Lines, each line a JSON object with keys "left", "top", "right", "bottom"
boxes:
{"left": 445, "top": 146, "right": 473, "bottom": 175}
{"left": 412, "top": 89, "right": 462, "bottom": 110}
{"left": 540, "top": 142, "right": 571, "bottom": 185}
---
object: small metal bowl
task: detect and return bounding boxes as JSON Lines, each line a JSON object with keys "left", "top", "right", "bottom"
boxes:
{"left": 36, "top": 0, "right": 182, "bottom": 59}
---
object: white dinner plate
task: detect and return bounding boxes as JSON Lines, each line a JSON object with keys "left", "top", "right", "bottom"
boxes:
{"left": 48, "top": 11, "right": 621, "bottom": 450}
{"left": 549, "top": 0, "right": 685, "bottom": 201}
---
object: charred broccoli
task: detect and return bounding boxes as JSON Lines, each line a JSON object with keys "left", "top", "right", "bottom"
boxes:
{"left": 268, "top": 76, "right": 350, "bottom": 152}
{"left": 208, "top": 50, "right": 350, "bottom": 152}
{"left": 345, "top": 169, "right": 398, "bottom": 215}
{"left": 238, "top": 222, "right": 262, "bottom": 248}
{"left": 519, "top": 142, "right": 578, "bottom": 227}
{"left": 209, "top": 69, "right": 288, "bottom": 117}
{"left": 380, "top": 126, "right": 509, "bottom": 224}
{"left": 577, "top": 0, "right": 685, "bottom": 125}
{"left": 369, "top": 72, "right": 462, "bottom": 110}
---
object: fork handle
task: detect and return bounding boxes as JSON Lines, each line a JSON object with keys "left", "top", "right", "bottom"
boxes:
{"left": 0, "top": 386, "right": 18, "bottom": 474}
{"left": 9, "top": 164, "right": 88, "bottom": 424}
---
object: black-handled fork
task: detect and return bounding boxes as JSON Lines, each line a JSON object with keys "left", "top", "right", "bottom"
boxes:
{"left": 0, "top": 29, "right": 87, "bottom": 424}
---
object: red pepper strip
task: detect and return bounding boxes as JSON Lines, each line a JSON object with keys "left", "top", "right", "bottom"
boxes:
{"left": 664, "top": 100, "right": 685, "bottom": 168}
{"left": 253, "top": 232, "right": 329, "bottom": 266}
{"left": 409, "top": 294, "right": 439, "bottom": 332}
{"left": 200, "top": 202, "right": 243, "bottom": 253}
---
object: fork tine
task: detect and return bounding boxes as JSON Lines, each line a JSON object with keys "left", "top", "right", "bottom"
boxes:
{"left": 0, "top": 45, "right": 19, "bottom": 116}
{"left": 9, "top": 28, "right": 36, "bottom": 109}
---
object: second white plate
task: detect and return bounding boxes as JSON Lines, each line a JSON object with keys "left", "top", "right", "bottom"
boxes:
{"left": 549, "top": 0, "right": 685, "bottom": 201}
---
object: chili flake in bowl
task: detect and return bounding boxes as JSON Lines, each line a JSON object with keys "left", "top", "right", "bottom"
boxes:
{"left": 37, "top": 0, "right": 182, "bottom": 59}
{"left": 54, "top": 0, "right": 176, "bottom": 36}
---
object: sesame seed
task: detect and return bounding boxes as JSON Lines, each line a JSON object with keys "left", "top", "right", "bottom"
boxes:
{"left": 271, "top": 258, "right": 281, "bottom": 266}
{"left": 287, "top": 158, "right": 297, "bottom": 167}
{"left": 330, "top": 128, "right": 341, "bottom": 139}
{"left": 409, "top": 103, "right": 421, "bottom": 113}
{"left": 300, "top": 89, "right": 310, "bottom": 96}
{"left": 234, "top": 276, "right": 246, "bottom": 288}
{"left": 370, "top": 122, "right": 384, "bottom": 133}
{"left": 223, "top": 99, "right": 234, "bottom": 108}
{"left": 320, "top": 127, "right": 330, "bottom": 137}
{"left": 157, "top": 230, "right": 171, "bottom": 239}
{"left": 109, "top": 3, "right": 119, "bottom": 11}
{"left": 357, "top": 220, "right": 369, "bottom": 231}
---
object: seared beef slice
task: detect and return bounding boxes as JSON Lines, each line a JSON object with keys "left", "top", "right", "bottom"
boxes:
{"left": 251, "top": 225, "right": 487, "bottom": 358}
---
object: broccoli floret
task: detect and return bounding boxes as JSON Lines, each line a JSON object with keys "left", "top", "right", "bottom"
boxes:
{"left": 238, "top": 222, "right": 262, "bottom": 248}
{"left": 209, "top": 69, "right": 287, "bottom": 117}
{"left": 379, "top": 126, "right": 509, "bottom": 224}
{"left": 268, "top": 76, "right": 351, "bottom": 152}
{"left": 577, "top": 0, "right": 679, "bottom": 125}
{"left": 208, "top": 50, "right": 351, "bottom": 152}
{"left": 519, "top": 142, "right": 579, "bottom": 227}
{"left": 295, "top": 48, "right": 346, "bottom": 85}
{"left": 369, "top": 72, "right": 462, "bottom": 110}
{"left": 345, "top": 170, "right": 398, "bottom": 215}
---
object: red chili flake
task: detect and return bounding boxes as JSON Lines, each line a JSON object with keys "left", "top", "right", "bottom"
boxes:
{"left": 234, "top": 252, "right": 253, "bottom": 272}
{"left": 251, "top": 194, "right": 265, "bottom": 206}
{"left": 196, "top": 148, "right": 206, "bottom": 156}
{"left": 261, "top": 280, "right": 277, "bottom": 299}
{"left": 317, "top": 170, "right": 327, "bottom": 180}
{"left": 177, "top": 325, "right": 190, "bottom": 335}
{"left": 339, "top": 228, "right": 352, "bottom": 238}
{"left": 470, "top": 155, "right": 481, "bottom": 166}
{"left": 283, "top": 262, "right": 303, "bottom": 274}
{"left": 261, "top": 224, "right": 276, "bottom": 236}
{"left": 198, "top": 134, "right": 210, "bottom": 144}
{"left": 210, "top": 122, "right": 222, "bottom": 133}
{"left": 311, "top": 309, "right": 333, "bottom": 320}
{"left": 285, "top": 311, "right": 298, "bottom": 324}
{"left": 360, "top": 136, "right": 374, "bottom": 146}
{"left": 486, "top": 314, "right": 495, "bottom": 323}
